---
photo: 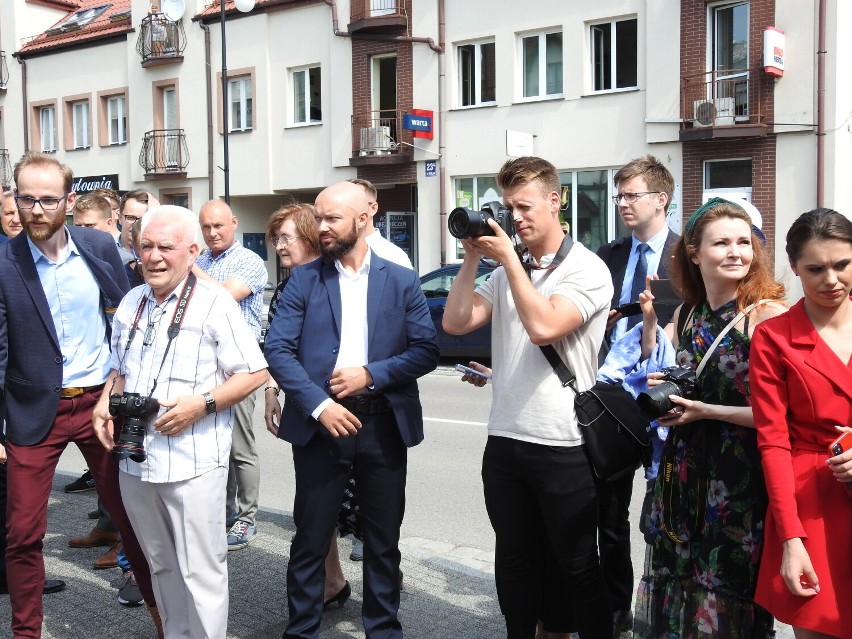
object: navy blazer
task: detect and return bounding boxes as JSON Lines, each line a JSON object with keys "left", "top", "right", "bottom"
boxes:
{"left": 0, "top": 226, "right": 130, "bottom": 445}
{"left": 264, "top": 252, "right": 440, "bottom": 448}
{"left": 597, "top": 230, "right": 681, "bottom": 325}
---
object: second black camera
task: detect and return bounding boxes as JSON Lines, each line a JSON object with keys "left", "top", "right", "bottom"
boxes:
{"left": 448, "top": 201, "right": 515, "bottom": 239}
{"left": 636, "top": 366, "right": 699, "bottom": 418}
{"left": 108, "top": 392, "right": 160, "bottom": 463}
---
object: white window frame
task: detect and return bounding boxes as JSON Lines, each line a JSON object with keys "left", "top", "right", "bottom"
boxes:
{"left": 589, "top": 17, "right": 638, "bottom": 93}
{"left": 291, "top": 65, "right": 322, "bottom": 125}
{"left": 72, "top": 100, "right": 90, "bottom": 149}
{"left": 518, "top": 29, "right": 563, "bottom": 101}
{"left": 457, "top": 39, "right": 496, "bottom": 107}
{"left": 229, "top": 76, "right": 253, "bottom": 132}
{"left": 107, "top": 95, "right": 127, "bottom": 145}
{"left": 40, "top": 106, "right": 56, "bottom": 152}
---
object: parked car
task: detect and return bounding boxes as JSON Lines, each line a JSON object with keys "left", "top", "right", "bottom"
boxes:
{"left": 420, "top": 262, "right": 495, "bottom": 359}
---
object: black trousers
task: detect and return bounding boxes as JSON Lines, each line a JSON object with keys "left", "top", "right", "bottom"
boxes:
{"left": 482, "top": 436, "right": 612, "bottom": 639}
{"left": 597, "top": 469, "right": 636, "bottom": 612}
{"left": 284, "top": 412, "right": 407, "bottom": 639}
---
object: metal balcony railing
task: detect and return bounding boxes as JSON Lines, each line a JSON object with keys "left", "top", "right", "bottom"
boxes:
{"left": 681, "top": 67, "right": 766, "bottom": 130}
{"left": 0, "top": 149, "right": 12, "bottom": 189}
{"left": 351, "top": 0, "right": 403, "bottom": 23}
{"left": 0, "top": 51, "right": 8, "bottom": 91}
{"left": 136, "top": 13, "right": 186, "bottom": 66}
{"left": 139, "top": 129, "right": 189, "bottom": 176}
{"left": 352, "top": 110, "right": 413, "bottom": 158}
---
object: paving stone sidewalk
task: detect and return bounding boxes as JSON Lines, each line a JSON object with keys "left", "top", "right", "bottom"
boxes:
{"left": 0, "top": 473, "right": 502, "bottom": 639}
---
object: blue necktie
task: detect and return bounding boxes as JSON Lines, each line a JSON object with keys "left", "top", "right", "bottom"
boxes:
{"left": 627, "top": 243, "right": 649, "bottom": 329}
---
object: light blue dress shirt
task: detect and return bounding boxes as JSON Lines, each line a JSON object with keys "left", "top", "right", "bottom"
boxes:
{"left": 28, "top": 230, "right": 110, "bottom": 387}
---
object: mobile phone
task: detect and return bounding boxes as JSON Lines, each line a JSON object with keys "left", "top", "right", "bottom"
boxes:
{"left": 651, "top": 279, "right": 681, "bottom": 319}
{"left": 455, "top": 364, "right": 491, "bottom": 380}
{"left": 829, "top": 430, "right": 852, "bottom": 457}
{"left": 612, "top": 302, "right": 641, "bottom": 317}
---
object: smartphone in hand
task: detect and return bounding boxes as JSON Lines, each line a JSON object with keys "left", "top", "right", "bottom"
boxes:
{"left": 455, "top": 364, "right": 491, "bottom": 380}
{"left": 829, "top": 430, "right": 852, "bottom": 457}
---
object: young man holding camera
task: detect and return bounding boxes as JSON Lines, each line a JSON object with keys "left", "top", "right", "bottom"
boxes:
{"left": 443, "top": 156, "right": 614, "bottom": 639}
{"left": 92, "top": 205, "right": 267, "bottom": 639}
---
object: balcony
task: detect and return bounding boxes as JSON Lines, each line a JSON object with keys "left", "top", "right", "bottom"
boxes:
{"left": 139, "top": 129, "right": 189, "bottom": 179}
{"left": 680, "top": 68, "right": 769, "bottom": 141}
{"left": 349, "top": 0, "right": 407, "bottom": 33}
{"left": 0, "top": 149, "right": 12, "bottom": 188}
{"left": 0, "top": 51, "right": 8, "bottom": 91}
{"left": 136, "top": 14, "right": 186, "bottom": 68}
{"left": 350, "top": 110, "right": 413, "bottom": 167}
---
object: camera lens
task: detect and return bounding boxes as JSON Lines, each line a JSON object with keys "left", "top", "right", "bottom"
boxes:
{"left": 637, "top": 381, "right": 681, "bottom": 418}
{"left": 448, "top": 207, "right": 475, "bottom": 239}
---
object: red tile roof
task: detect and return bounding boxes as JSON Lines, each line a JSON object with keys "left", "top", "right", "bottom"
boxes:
{"left": 195, "top": 0, "right": 307, "bottom": 19}
{"left": 19, "top": 0, "right": 133, "bottom": 56}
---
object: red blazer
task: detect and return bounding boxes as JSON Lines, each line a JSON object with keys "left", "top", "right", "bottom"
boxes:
{"left": 750, "top": 299, "right": 852, "bottom": 540}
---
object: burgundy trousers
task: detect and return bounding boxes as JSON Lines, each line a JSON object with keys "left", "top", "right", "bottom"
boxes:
{"left": 5, "top": 390, "right": 155, "bottom": 638}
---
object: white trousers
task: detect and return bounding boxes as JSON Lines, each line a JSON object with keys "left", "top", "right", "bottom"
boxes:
{"left": 120, "top": 467, "right": 228, "bottom": 639}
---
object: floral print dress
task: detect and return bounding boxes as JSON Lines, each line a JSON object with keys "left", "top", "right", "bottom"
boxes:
{"left": 633, "top": 300, "right": 774, "bottom": 639}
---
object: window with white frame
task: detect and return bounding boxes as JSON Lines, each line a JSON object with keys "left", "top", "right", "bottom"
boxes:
{"left": 40, "top": 106, "right": 56, "bottom": 152}
{"left": 453, "top": 176, "right": 502, "bottom": 259}
{"left": 107, "top": 95, "right": 127, "bottom": 145}
{"left": 711, "top": 2, "right": 749, "bottom": 118}
{"left": 590, "top": 18, "right": 638, "bottom": 92}
{"left": 72, "top": 100, "right": 90, "bottom": 149}
{"left": 229, "top": 76, "right": 253, "bottom": 131}
{"left": 458, "top": 40, "right": 496, "bottom": 107}
{"left": 520, "top": 30, "right": 563, "bottom": 99}
{"left": 292, "top": 66, "right": 322, "bottom": 124}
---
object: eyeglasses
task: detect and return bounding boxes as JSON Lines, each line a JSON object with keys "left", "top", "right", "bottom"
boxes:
{"left": 271, "top": 234, "right": 301, "bottom": 247}
{"left": 15, "top": 194, "right": 68, "bottom": 212}
{"left": 611, "top": 191, "right": 660, "bottom": 205}
{"left": 123, "top": 214, "right": 142, "bottom": 224}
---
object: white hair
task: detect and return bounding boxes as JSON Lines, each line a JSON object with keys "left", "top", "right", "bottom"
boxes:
{"left": 140, "top": 205, "right": 200, "bottom": 244}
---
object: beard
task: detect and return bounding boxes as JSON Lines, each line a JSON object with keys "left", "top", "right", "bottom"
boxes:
{"left": 23, "top": 210, "right": 66, "bottom": 241}
{"left": 320, "top": 220, "right": 359, "bottom": 261}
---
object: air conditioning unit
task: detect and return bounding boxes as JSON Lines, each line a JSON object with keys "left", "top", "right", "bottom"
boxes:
{"left": 692, "top": 97, "right": 735, "bottom": 127}
{"left": 359, "top": 126, "right": 392, "bottom": 155}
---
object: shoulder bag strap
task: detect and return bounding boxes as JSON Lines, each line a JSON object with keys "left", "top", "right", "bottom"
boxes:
{"left": 694, "top": 299, "right": 773, "bottom": 378}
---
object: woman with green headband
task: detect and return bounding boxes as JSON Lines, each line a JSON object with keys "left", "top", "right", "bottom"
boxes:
{"left": 633, "top": 198, "right": 786, "bottom": 639}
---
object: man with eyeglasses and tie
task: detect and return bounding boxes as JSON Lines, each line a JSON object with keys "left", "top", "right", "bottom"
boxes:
{"left": 193, "top": 199, "right": 267, "bottom": 551}
{"left": 0, "top": 152, "right": 162, "bottom": 638}
{"left": 118, "top": 189, "right": 160, "bottom": 287}
{"left": 595, "top": 154, "right": 679, "bottom": 639}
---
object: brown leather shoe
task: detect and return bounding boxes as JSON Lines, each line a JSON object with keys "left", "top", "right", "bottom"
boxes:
{"left": 148, "top": 605, "right": 165, "bottom": 639}
{"left": 93, "top": 541, "right": 122, "bottom": 569}
{"left": 68, "top": 526, "right": 119, "bottom": 548}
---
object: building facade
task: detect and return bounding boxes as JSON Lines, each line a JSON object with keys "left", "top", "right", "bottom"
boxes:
{"left": 0, "top": 0, "right": 848, "bottom": 295}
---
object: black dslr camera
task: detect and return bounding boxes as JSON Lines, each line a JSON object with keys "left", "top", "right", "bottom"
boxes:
{"left": 448, "top": 201, "right": 515, "bottom": 240}
{"left": 108, "top": 392, "right": 160, "bottom": 463}
{"left": 636, "top": 366, "right": 699, "bottom": 418}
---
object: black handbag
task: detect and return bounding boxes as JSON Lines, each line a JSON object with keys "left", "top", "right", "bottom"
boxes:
{"left": 539, "top": 344, "right": 651, "bottom": 481}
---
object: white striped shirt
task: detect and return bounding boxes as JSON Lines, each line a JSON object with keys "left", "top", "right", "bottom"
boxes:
{"left": 110, "top": 277, "right": 267, "bottom": 483}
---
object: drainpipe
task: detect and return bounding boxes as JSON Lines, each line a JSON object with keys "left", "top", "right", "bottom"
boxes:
{"left": 323, "top": 0, "right": 441, "bottom": 52}
{"left": 816, "top": 0, "right": 826, "bottom": 207}
{"left": 200, "top": 20, "right": 215, "bottom": 201}
{"left": 18, "top": 57, "right": 29, "bottom": 152}
{"left": 436, "top": 0, "right": 446, "bottom": 264}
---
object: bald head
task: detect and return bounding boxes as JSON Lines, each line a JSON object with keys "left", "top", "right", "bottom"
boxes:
{"left": 314, "top": 182, "right": 370, "bottom": 262}
{"left": 317, "top": 181, "right": 371, "bottom": 215}
{"left": 199, "top": 199, "right": 237, "bottom": 257}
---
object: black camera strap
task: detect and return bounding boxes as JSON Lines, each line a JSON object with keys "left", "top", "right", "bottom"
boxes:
{"left": 522, "top": 232, "right": 576, "bottom": 389}
{"left": 120, "top": 272, "right": 199, "bottom": 397}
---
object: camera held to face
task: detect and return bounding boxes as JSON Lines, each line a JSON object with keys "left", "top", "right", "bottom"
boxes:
{"left": 636, "top": 366, "right": 700, "bottom": 418}
{"left": 108, "top": 392, "right": 160, "bottom": 463}
{"left": 448, "top": 201, "right": 515, "bottom": 240}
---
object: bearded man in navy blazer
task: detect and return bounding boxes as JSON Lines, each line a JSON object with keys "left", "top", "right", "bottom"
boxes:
{"left": 265, "top": 181, "right": 439, "bottom": 639}
{"left": 0, "top": 153, "right": 159, "bottom": 638}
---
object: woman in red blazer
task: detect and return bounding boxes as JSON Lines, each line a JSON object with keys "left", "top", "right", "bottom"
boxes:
{"left": 751, "top": 208, "right": 852, "bottom": 639}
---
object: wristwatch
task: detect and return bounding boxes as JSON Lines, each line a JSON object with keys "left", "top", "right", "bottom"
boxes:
{"left": 202, "top": 391, "right": 216, "bottom": 415}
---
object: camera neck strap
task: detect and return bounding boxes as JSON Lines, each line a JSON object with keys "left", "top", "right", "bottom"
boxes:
{"left": 525, "top": 232, "right": 576, "bottom": 389}
{"left": 123, "top": 272, "right": 199, "bottom": 397}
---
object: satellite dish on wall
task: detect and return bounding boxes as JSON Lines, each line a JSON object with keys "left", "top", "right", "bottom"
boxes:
{"left": 161, "top": 0, "right": 185, "bottom": 21}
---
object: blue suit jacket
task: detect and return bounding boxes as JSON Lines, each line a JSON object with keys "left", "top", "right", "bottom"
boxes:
{"left": 0, "top": 226, "right": 130, "bottom": 445}
{"left": 264, "top": 252, "right": 439, "bottom": 448}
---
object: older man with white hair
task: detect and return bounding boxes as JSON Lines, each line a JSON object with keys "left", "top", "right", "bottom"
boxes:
{"left": 92, "top": 205, "right": 268, "bottom": 639}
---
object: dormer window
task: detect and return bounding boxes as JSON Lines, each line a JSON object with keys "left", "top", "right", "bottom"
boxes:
{"left": 58, "top": 4, "right": 112, "bottom": 30}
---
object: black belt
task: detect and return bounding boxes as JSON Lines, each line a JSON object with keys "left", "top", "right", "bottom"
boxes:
{"left": 334, "top": 394, "right": 392, "bottom": 416}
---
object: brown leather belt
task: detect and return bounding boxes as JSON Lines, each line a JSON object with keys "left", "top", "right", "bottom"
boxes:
{"left": 334, "top": 394, "right": 392, "bottom": 416}
{"left": 60, "top": 384, "right": 105, "bottom": 399}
